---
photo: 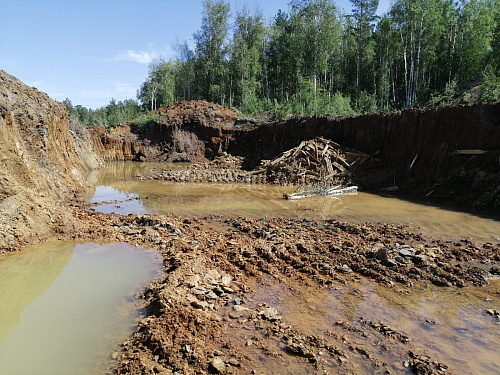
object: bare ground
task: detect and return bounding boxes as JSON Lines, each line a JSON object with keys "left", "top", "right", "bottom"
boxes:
{"left": 64, "top": 204, "right": 500, "bottom": 375}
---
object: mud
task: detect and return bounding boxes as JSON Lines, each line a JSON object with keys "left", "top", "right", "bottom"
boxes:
{"left": 61, "top": 206, "right": 499, "bottom": 375}
{"left": 1, "top": 71, "right": 499, "bottom": 374}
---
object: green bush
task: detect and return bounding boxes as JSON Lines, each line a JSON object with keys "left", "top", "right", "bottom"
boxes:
{"left": 481, "top": 70, "right": 500, "bottom": 102}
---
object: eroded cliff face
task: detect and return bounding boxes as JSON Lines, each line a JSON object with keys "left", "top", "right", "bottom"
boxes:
{"left": 0, "top": 71, "right": 98, "bottom": 252}
{"left": 89, "top": 100, "right": 237, "bottom": 162}
{"left": 90, "top": 100, "right": 499, "bottom": 211}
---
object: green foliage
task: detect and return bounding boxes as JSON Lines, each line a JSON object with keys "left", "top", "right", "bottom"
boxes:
{"left": 431, "top": 80, "right": 458, "bottom": 107}
{"left": 358, "top": 91, "right": 378, "bottom": 113}
{"left": 128, "top": 112, "right": 162, "bottom": 131}
{"left": 229, "top": 6, "right": 265, "bottom": 110}
{"left": 127, "top": 0, "right": 500, "bottom": 117}
{"left": 63, "top": 98, "right": 143, "bottom": 129}
{"left": 481, "top": 69, "right": 500, "bottom": 102}
{"left": 193, "top": 0, "right": 231, "bottom": 103}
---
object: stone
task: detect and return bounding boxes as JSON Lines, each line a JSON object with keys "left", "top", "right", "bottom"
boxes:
{"left": 221, "top": 275, "right": 232, "bottom": 286}
{"left": 399, "top": 249, "right": 414, "bottom": 257}
{"left": 233, "top": 305, "right": 250, "bottom": 312}
{"left": 205, "top": 291, "right": 218, "bottom": 300}
{"left": 191, "top": 299, "right": 209, "bottom": 310}
{"left": 260, "top": 307, "right": 281, "bottom": 321}
{"left": 210, "top": 357, "right": 226, "bottom": 373}
{"left": 376, "top": 248, "right": 389, "bottom": 262}
{"left": 191, "top": 287, "right": 208, "bottom": 295}
{"left": 228, "top": 358, "right": 241, "bottom": 367}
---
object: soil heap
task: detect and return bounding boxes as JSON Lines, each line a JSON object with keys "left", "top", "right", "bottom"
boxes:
{"left": 0, "top": 70, "right": 99, "bottom": 252}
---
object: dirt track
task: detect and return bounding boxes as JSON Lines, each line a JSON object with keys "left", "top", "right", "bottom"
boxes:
{"left": 65, "top": 205, "right": 500, "bottom": 375}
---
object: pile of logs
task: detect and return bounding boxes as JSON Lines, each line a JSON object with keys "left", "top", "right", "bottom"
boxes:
{"left": 250, "top": 137, "right": 371, "bottom": 186}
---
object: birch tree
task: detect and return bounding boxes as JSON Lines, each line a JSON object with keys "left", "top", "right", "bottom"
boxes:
{"left": 193, "top": 0, "right": 230, "bottom": 104}
{"left": 350, "top": 0, "right": 379, "bottom": 106}
{"left": 229, "top": 6, "right": 265, "bottom": 111}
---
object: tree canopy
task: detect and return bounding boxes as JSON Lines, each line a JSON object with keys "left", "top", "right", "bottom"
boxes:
{"left": 67, "top": 0, "right": 500, "bottom": 126}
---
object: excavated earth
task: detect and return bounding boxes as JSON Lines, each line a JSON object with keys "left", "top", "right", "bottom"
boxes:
{"left": 68, "top": 208, "right": 500, "bottom": 375}
{"left": 91, "top": 100, "right": 500, "bottom": 213}
{"left": 1, "top": 71, "right": 500, "bottom": 375}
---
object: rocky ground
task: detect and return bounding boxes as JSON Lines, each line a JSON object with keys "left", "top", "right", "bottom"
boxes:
{"left": 1, "top": 70, "right": 499, "bottom": 374}
{"left": 63, "top": 203, "right": 500, "bottom": 375}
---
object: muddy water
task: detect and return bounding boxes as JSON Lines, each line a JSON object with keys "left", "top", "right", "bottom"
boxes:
{"left": 232, "top": 277, "right": 500, "bottom": 374}
{"left": 84, "top": 162, "right": 500, "bottom": 373}
{"left": 0, "top": 241, "right": 162, "bottom": 375}
{"left": 87, "top": 162, "right": 499, "bottom": 243}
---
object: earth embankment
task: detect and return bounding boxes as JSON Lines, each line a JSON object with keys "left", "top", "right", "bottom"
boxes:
{"left": 0, "top": 70, "right": 99, "bottom": 252}
{"left": 92, "top": 101, "right": 500, "bottom": 211}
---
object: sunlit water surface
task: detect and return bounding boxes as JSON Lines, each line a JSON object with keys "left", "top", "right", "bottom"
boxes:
{"left": 82, "top": 162, "right": 500, "bottom": 374}
{"left": 0, "top": 241, "right": 162, "bottom": 375}
{"left": 87, "top": 162, "right": 499, "bottom": 243}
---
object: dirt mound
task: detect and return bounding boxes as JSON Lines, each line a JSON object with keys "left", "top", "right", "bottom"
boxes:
{"left": 155, "top": 100, "right": 237, "bottom": 126}
{"left": 0, "top": 70, "right": 98, "bottom": 252}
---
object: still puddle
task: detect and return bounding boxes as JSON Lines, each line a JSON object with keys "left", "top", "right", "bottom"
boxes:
{"left": 82, "top": 162, "right": 500, "bottom": 373}
{"left": 87, "top": 162, "right": 499, "bottom": 243}
{"left": 0, "top": 241, "right": 162, "bottom": 375}
{"left": 232, "top": 277, "right": 500, "bottom": 374}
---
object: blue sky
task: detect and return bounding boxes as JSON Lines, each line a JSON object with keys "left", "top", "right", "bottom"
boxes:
{"left": 0, "top": 0, "right": 390, "bottom": 109}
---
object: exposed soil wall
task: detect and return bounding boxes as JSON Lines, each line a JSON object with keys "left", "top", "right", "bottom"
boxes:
{"left": 228, "top": 103, "right": 500, "bottom": 209}
{"left": 92, "top": 100, "right": 499, "bottom": 211}
{"left": 0, "top": 71, "right": 99, "bottom": 252}
{"left": 90, "top": 100, "right": 237, "bottom": 162}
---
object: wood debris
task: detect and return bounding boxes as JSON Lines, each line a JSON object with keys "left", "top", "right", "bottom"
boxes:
{"left": 251, "top": 137, "right": 372, "bottom": 186}
{"left": 284, "top": 185, "right": 358, "bottom": 200}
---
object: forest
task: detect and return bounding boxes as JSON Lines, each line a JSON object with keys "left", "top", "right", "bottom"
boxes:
{"left": 66, "top": 0, "right": 500, "bottom": 128}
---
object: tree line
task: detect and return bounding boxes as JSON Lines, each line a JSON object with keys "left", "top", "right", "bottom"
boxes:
{"left": 139, "top": 0, "right": 500, "bottom": 116}
{"left": 67, "top": 0, "right": 500, "bottom": 128}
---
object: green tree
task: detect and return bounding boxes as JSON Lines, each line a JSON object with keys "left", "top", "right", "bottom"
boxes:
{"left": 229, "top": 5, "right": 265, "bottom": 112}
{"left": 350, "top": 0, "right": 379, "bottom": 106}
{"left": 292, "top": 0, "right": 341, "bottom": 108}
{"left": 456, "top": 0, "right": 496, "bottom": 80}
{"left": 193, "top": 0, "right": 231, "bottom": 104}
{"left": 138, "top": 59, "right": 178, "bottom": 111}
{"left": 390, "top": 0, "right": 444, "bottom": 107}
{"left": 173, "top": 39, "right": 195, "bottom": 101}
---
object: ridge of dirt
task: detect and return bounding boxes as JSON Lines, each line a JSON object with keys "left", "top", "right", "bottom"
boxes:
{"left": 0, "top": 70, "right": 99, "bottom": 253}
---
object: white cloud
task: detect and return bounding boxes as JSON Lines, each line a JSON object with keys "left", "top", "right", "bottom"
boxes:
{"left": 114, "top": 49, "right": 159, "bottom": 64}
{"left": 80, "top": 84, "right": 135, "bottom": 99}
{"left": 113, "top": 83, "right": 136, "bottom": 96}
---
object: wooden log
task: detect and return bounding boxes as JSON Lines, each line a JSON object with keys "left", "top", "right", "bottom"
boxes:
{"left": 453, "top": 150, "right": 488, "bottom": 155}
{"left": 321, "top": 144, "right": 329, "bottom": 157}
{"left": 292, "top": 141, "right": 306, "bottom": 157}
{"left": 326, "top": 158, "right": 334, "bottom": 174}
{"left": 332, "top": 161, "right": 346, "bottom": 172}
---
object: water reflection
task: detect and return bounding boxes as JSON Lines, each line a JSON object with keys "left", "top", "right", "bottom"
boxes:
{"left": 247, "top": 278, "right": 500, "bottom": 374}
{"left": 0, "top": 241, "right": 73, "bottom": 345}
{"left": 86, "top": 162, "right": 499, "bottom": 243}
{"left": 0, "top": 242, "right": 162, "bottom": 375}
